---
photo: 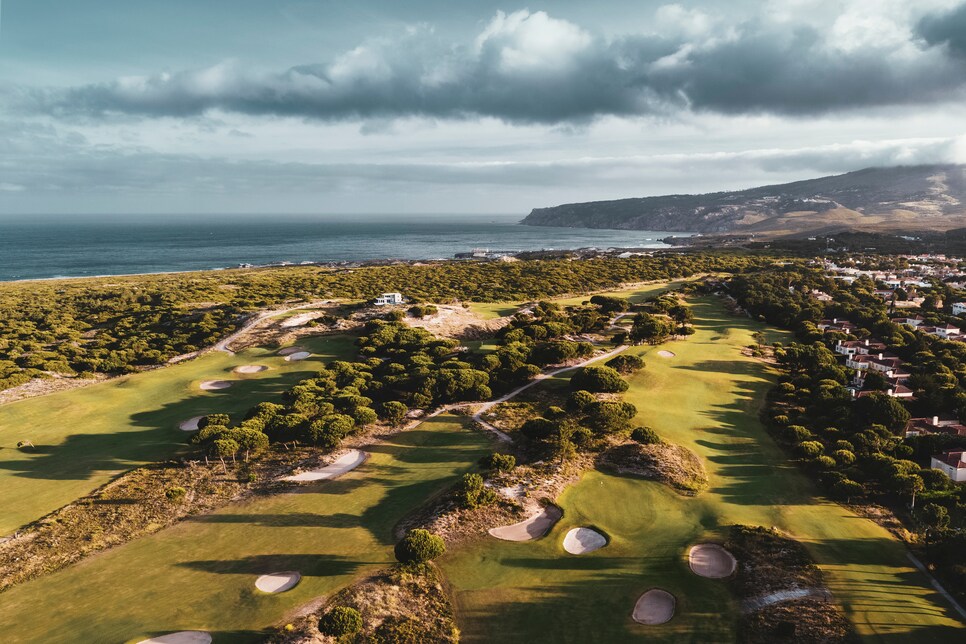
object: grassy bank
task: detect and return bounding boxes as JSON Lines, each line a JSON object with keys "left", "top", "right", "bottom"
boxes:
{"left": 0, "top": 414, "right": 491, "bottom": 643}
{"left": 0, "top": 334, "right": 355, "bottom": 534}
{"left": 443, "top": 296, "right": 963, "bottom": 642}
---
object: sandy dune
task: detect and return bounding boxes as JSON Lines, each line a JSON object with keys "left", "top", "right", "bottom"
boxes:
{"left": 232, "top": 364, "right": 268, "bottom": 374}
{"left": 282, "top": 449, "right": 367, "bottom": 482}
{"left": 284, "top": 351, "right": 312, "bottom": 362}
{"left": 562, "top": 527, "right": 607, "bottom": 554}
{"left": 657, "top": 350, "right": 676, "bottom": 358}
{"left": 255, "top": 571, "right": 301, "bottom": 593}
{"left": 137, "top": 632, "right": 212, "bottom": 644}
{"left": 199, "top": 380, "right": 233, "bottom": 391}
{"left": 178, "top": 416, "right": 204, "bottom": 432}
{"left": 632, "top": 589, "right": 676, "bottom": 625}
{"left": 688, "top": 543, "right": 737, "bottom": 578}
{"left": 489, "top": 505, "right": 562, "bottom": 541}
{"left": 277, "top": 346, "right": 306, "bottom": 356}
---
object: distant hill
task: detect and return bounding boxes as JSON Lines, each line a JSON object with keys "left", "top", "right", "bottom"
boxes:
{"left": 522, "top": 165, "right": 966, "bottom": 238}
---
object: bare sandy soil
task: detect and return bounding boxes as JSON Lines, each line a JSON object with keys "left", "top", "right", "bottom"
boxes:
{"left": 489, "top": 505, "right": 562, "bottom": 541}
{"left": 404, "top": 304, "right": 512, "bottom": 339}
{"left": 178, "top": 416, "right": 204, "bottom": 432}
{"left": 137, "top": 632, "right": 211, "bottom": 644}
{"left": 280, "top": 312, "right": 324, "bottom": 328}
{"left": 199, "top": 380, "right": 233, "bottom": 391}
{"left": 632, "top": 589, "right": 676, "bottom": 625}
{"left": 232, "top": 364, "right": 268, "bottom": 374}
{"left": 562, "top": 527, "right": 607, "bottom": 554}
{"left": 284, "top": 351, "right": 312, "bottom": 362}
{"left": 255, "top": 571, "right": 301, "bottom": 593}
{"left": 689, "top": 543, "right": 737, "bottom": 578}
{"left": 657, "top": 350, "right": 676, "bottom": 358}
{"left": 282, "top": 449, "right": 367, "bottom": 482}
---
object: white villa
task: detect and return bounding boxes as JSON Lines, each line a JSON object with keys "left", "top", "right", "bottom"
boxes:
{"left": 373, "top": 292, "right": 405, "bottom": 306}
{"left": 931, "top": 451, "right": 966, "bottom": 483}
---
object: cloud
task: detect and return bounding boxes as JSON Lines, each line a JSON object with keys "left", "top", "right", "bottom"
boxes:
{"left": 918, "top": 2, "right": 966, "bottom": 57}
{"left": 20, "top": 7, "right": 966, "bottom": 124}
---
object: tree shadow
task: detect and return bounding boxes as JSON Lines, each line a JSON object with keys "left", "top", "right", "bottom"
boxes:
{"left": 177, "top": 553, "right": 364, "bottom": 577}
{"left": 186, "top": 512, "right": 361, "bottom": 529}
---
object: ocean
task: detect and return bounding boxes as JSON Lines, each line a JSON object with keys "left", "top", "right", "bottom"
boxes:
{"left": 0, "top": 214, "right": 684, "bottom": 282}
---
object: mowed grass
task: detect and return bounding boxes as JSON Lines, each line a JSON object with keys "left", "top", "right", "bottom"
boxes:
{"left": 465, "top": 301, "right": 521, "bottom": 319}
{"left": 0, "top": 414, "right": 491, "bottom": 644}
{"left": 443, "top": 297, "right": 964, "bottom": 643}
{"left": 0, "top": 334, "right": 356, "bottom": 534}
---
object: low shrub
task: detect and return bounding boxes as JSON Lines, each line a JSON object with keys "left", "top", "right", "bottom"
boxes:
{"left": 318, "top": 605, "right": 363, "bottom": 637}
{"left": 631, "top": 426, "right": 661, "bottom": 444}
{"left": 394, "top": 529, "right": 446, "bottom": 564}
{"left": 481, "top": 452, "right": 516, "bottom": 472}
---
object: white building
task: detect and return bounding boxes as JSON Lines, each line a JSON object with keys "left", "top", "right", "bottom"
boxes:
{"left": 931, "top": 451, "right": 966, "bottom": 483}
{"left": 373, "top": 292, "right": 404, "bottom": 306}
{"left": 952, "top": 302, "right": 966, "bottom": 316}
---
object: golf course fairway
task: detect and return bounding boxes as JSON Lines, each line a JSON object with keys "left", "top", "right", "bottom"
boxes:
{"left": 442, "top": 296, "right": 964, "bottom": 642}
{"left": 0, "top": 334, "right": 355, "bottom": 534}
{"left": 0, "top": 414, "right": 490, "bottom": 643}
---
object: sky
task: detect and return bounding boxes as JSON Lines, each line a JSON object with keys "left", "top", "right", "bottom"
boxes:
{"left": 2, "top": 0, "right": 966, "bottom": 216}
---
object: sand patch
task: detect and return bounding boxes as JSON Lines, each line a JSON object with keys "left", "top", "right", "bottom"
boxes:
{"left": 178, "top": 416, "right": 204, "bottom": 432}
{"left": 562, "top": 527, "right": 607, "bottom": 554}
{"left": 280, "top": 312, "right": 322, "bottom": 328}
{"left": 255, "top": 571, "right": 301, "bottom": 593}
{"left": 277, "top": 346, "right": 306, "bottom": 356}
{"left": 284, "top": 351, "right": 312, "bottom": 362}
{"left": 199, "top": 380, "right": 233, "bottom": 391}
{"left": 689, "top": 543, "right": 737, "bottom": 578}
{"left": 657, "top": 350, "right": 676, "bottom": 358}
{"left": 283, "top": 449, "right": 367, "bottom": 482}
{"left": 233, "top": 364, "right": 268, "bottom": 374}
{"left": 137, "top": 632, "right": 211, "bottom": 644}
{"left": 632, "top": 589, "right": 676, "bottom": 625}
{"left": 489, "top": 505, "right": 562, "bottom": 541}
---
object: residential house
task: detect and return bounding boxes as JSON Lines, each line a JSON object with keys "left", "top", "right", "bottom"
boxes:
{"left": 373, "top": 292, "right": 405, "bottom": 306}
{"left": 930, "top": 451, "right": 966, "bottom": 483}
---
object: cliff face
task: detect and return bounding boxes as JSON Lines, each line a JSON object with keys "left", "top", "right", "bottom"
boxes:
{"left": 522, "top": 165, "right": 966, "bottom": 237}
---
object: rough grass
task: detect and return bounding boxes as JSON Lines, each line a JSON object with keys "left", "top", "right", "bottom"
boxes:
{"left": 0, "top": 414, "right": 491, "bottom": 644}
{"left": 272, "top": 563, "right": 460, "bottom": 643}
{"left": 0, "top": 334, "right": 356, "bottom": 535}
{"left": 441, "top": 295, "right": 965, "bottom": 643}
{"left": 597, "top": 442, "right": 709, "bottom": 495}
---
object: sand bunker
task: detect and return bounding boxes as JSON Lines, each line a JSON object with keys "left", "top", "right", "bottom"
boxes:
{"left": 255, "top": 571, "right": 301, "bottom": 593}
{"left": 657, "top": 350, "right": 676, "bottom": 358}
{"left": 178, "top": 416, "right": 204, "bottom": 432}
{"left": 688, "top": 543, "right": 737, "bottom": 578}
{"left": 632, "top": 589, "right": 676, "bottom": 625}
{"left": 199, "top": 380, "right": 233, "bottom": 391}
{"left": 489, "top": 505, "right": 562, "bottom": 541}
{"left": 233, "top": 364, "right": 268, "bottom": 374}
{"left": 277, "top": 346, "right": 306, "bottom": 356}
{"left": 284, "top": 351, "right": 312, "bottom": 362}
{"left": 137, "top": 632, "right": 212, "bottom": 644}
{"left": 562, "top": 527, "right": 607, "bottom": 554}
{"left": 283, "top": 449, "right": 366, "bottom": 482}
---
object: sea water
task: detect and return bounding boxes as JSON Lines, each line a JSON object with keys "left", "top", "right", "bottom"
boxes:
{"left": 0, "top": 214, "right": 686, "bottom": 281}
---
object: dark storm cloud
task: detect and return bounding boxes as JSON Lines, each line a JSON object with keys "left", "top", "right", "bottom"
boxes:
{"left": 19, "top": 9, "right": 966, "bottom": 123}
{"left": 918, "top": 2, "right": 966, "bottom": 57}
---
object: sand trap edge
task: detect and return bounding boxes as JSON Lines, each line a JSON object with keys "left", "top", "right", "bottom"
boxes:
{"left": 489, "top": 505, "right": 562, "bottom": 542}
{"left": 282, "top": 449, "right": 367, "bottom": 482}
{"left": 277, "top": 346, "right": 306, "bottom": 356}
{"left": 562, "top": 526, "right": 608, "bottom": 554}
{"left": 284, "top": 351, "right": 312, "bottom": 362}
{"left": 688, "top": 543, "right": 737, "bottom": 579}
{"left": 657, "top": 350, "right": 676, "bottom": 358}
{"left": 178, "top": 416, "right": 204, "bottom": 432}
{"left": 233, "top": 364, "right": 269, "bottom": 374}
{"left": 632, "top": 588, "right": 676, "bottom": 625}
{"left": 136, "top": 631, "right": 212, "bottom": 644}
{"left": 199, "top": 380, "right": 233, "bottom": 391}
{"left": 255, "top": 571, "right": 301, "bottom": 593}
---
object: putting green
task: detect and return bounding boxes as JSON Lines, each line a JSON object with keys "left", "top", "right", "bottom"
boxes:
{"left": 0, "top": 414, "right": 490, "bottom": 643}
{"left": 0, "top": 335, "right": 356, "bottom": 534}
{"left": 443, "top": 297, "right": 964, "bottom": 642}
